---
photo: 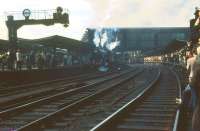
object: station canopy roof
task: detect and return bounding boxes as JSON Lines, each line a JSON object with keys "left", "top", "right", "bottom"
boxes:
{"left": 0, "top": 39, "right": 9, "bottom": 49}
{"left": 161, "top": 39, "right": 187, "bottom": 54}
{"left": 0, "top": 35, "right": 91, "bottom": 53}
{"left": 143, "top": 39, "right": 187, "bottom": 56}
{"left": 19, "top": 35, "right": 90, "bottom": 51}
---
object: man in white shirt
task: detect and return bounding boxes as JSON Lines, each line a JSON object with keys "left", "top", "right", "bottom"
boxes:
{"left": 184, "top": 46, "right": 200, "bottom": 111}
{"left": 187, "top": 51, "right": 197, "bottom": 82}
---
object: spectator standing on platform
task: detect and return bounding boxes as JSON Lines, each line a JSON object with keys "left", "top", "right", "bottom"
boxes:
{"left": 16, "top": 49, "right": 22, "bottom": 71}
{"left": 187, "top": 49, "right": 197, "bottom": 82}
{"left": 45, "top": 52, "right": 51, "bottom": 68}
{"left": 190, "top": 7, "right": 200, "bottom": 49}
{"left": 63, "top": 54, "right": 68, "bottom": 67}
{"left": 182, "top": 47, "right": 200, "bottom": 113}
{"left": 30, "top": 51, "right": 35, "bottom": 69}
{"left": 181, "top": 51, "right": 194, "bottom": 111}
{"left": 37, "top": 52, "right": 45, "bottom": 69}
{"left": 191, "top": 61, "right": 200, "bottom": 131}
{"left": 193, "top": 104, "right": 200, "bottom": 131}
{"left": 26, "top": 51, "right": 35, "bottom": 70}
{"left": 7, "top": 50, "right": 16, "bottom": 70}
{"left": 0, "top": 52, "right": 8, "bottom": 71}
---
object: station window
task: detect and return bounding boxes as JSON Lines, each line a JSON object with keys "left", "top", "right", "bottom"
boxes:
{"left": 173, "top": 33, "right": 185, "bottom": 39}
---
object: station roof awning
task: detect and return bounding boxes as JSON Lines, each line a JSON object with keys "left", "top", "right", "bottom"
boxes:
{"left": 0, "top": 39, "right": 38, "bottom": 50}
{"left": 161, "top": 39, "right": 187, "bottom": 54}
{"left": 0, "top": 39, "right": 8, "bottom": 44}
{"left": 143, "top": 48, "right": 163, "bottom": 56}
{"left": 143, "top": 39, "right": 187, "bottom": 56}
{"left": 0, "top": 39, "right": 9, "bottom": 49}
{"left": 0, "top": 35, "right": 92, "bottom": 53}
{"left": 18, "top": 35, "right": 92, "bottom": 53}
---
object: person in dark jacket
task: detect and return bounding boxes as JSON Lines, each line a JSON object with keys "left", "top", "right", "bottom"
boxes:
{"left": 191, "top": 59, "right": 200, "bottom": 131}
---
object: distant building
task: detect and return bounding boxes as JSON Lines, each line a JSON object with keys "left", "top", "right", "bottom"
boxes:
{"left": 87, "top": 27, "right": 189, "bottom": 52}
{"left": 117, "top": 27, "right": 189, "bottom": 52}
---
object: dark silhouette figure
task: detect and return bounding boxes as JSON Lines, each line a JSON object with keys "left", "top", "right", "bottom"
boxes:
{"left": 191, "top": 63, "right": 200, "bottom": 131}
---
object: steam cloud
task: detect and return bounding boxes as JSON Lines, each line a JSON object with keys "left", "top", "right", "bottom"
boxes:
{"left": 93, "top": 28, "right": 120, "bottom": 51}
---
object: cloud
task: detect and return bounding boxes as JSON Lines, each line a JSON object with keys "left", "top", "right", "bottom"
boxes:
{"left": 86, "top": 0, "right": 200, "bottom": 27}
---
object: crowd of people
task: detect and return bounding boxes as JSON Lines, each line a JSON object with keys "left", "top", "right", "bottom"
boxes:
{"left": 0, "top": 48, "right": 91, "bottom": 71}
{"left": 183, "top": 46, "right": 200, "bottom": 131}
{"left": 182, "top": 7, "right": 200, "bottom": 131}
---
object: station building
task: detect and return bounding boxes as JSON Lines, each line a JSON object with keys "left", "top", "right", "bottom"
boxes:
{"left": 117, "top": 27, "right": 189, "bottom": 51}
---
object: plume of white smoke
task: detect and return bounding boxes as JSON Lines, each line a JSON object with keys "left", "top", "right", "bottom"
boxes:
{"left": 101, "top": 31, "right": 108, "bottom": 47}
{"left": 93, "top": 28, "right": 120, "bottom": 51}
{"left": 106, "top": 40, "right": 120, "bottom": 51}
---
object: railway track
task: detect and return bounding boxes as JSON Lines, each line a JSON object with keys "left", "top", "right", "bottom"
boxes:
{"left": 0, "top": 67, "right": 142, "bottom": 131}
{"left": 91, "top": 66, "right": 181, "bottom": 131}
{"left": 0, "top": 68, "right": 134, "bottom": 112}
{"left": 0, "top": 69, "right": 122, "bottom": 111}
{"left": 0, "top": 70, "right": 110, "bottom": 96}
{"left": 1, "top": 65, "right": 159, "bottom": 131}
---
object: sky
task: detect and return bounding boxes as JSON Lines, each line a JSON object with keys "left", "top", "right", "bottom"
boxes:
{"left": 0, "top": 0, "right": 199, "bottom": 40}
